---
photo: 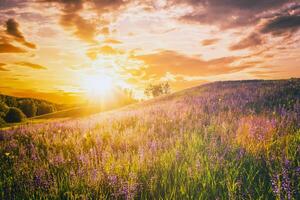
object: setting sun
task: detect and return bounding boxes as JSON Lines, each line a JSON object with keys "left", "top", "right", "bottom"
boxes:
{"left": 82, "top": 75, "right": 115, "bottom": 100}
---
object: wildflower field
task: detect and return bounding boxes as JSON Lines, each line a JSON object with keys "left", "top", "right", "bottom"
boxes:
{"left": 1, "top": 79, "right": 299, "bottom": 199}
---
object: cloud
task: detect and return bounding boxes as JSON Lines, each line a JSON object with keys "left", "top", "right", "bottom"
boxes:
{"left": 86, "top": 45, "right": 122, "bottom": 59}
{"left": 15, "top": 62, "right": 47, "bottom": 70}
{"left": 230, "top": 33, "right": 265, "bottom": 51}
{"left": 99, "top": 27, "right": 110, "bottom": 35}
{"left": 230, "top": 4, "right": 300, "bottom": 50}
{"left": 175, "top": 0, "right": 289, "bottom": 29}
{"left": 104, "top": 38, "right": 122, "bottom": 44}
{"left": 261, "top": 15, "right": 300, "bottom": 35}
{"left": 0, "top": 43, "right": 26, "bottom": 53}
{"left": 201, "top": 38, "right": 219, "bottom": 46}
{"left": 130, "top": 50, "right": 250, "bottom": 78}
{"left": 40, "top": 0, "right": 96, "bottom": 43}
{"left": 0, "top": 0, "right": 28, "bottom": 10}
{"left": 60, "top": 13, "right": 97, "bottom": 43}
{"left": 40, "top": 0, "right": 130, "bottom": 43}
{"left": 5, "top": 18, "right": 36, "bottom": 49}
{"left": 0, "top": 63, "right": 9, "bottom": 71}
{"left": 6, "top": 18, "right": 23, "bottom": 38}
{"left": 0, "top": 19, "right": 35, "bottom": 54}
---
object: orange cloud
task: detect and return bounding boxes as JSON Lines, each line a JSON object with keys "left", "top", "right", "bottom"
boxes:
{"left": 60, "top": 13, "right": 97, "bottom": 44}
{"left": 86, "top": 45, "right": 122, "bottom": 59}
{"left": 104, "top": 38, "right": 122, "bottom": 44}
{"left": 131, "top": 50, "right": 249, "bottom": 78}
{"left": 40, "top": 0, "right": 130, "bottom": 43}
{"left": 201, "top": 38, "right": 219, "bottom": 46}
{"left": 230, "top": 33, "right": 265, "bottom": 51}
{"left": 0, "top": 43, "right": 26, "bottom": 53}
{"left": 0, "top": 63, "right": 9, "bottom": 71}
{"left": 5, "top": 18, "right": 36, "bottom": 49}
{"left": 15, "top": 62, "right": 47, "bottom": 70}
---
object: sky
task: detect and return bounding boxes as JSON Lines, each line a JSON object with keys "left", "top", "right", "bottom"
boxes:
{"left": 0, "top": 0, "right": 299, "bottom": 103}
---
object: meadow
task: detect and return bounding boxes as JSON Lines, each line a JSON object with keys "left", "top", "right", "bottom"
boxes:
{"left": 0, "top": 79, "right": 299, "bottom": 199}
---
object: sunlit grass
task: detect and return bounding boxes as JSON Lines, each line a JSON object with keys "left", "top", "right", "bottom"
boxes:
{"left": 0, "top": 80, "right": 300, "bottom": 199}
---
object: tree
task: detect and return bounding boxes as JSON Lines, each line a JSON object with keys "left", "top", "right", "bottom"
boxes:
{"left": 162, "top": 82, "right": 171, "bottom": 94}
{"left": 5, "top": 96, "right": 18, "bottom": 107}
{"left": 37, "top": 102, "right": 55, "bottom": 115}
{"left": 144, "top": 82, "right": 171, "bottom": 98}
{"left": 0, "top": 117, "right": 6, "bottom": 127}
{"left": 4, "top": 107, "right": 26, "bottom": 123}
{"left": 0, "top": 101, "right": 9, "bottom": 118}
{"left": 19, "top": 100, "right": 37, "bottom": 117}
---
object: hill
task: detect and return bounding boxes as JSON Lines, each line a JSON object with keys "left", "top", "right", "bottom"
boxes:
{"left": 0, "top": 79, "right": 299, "bottom": 199}
{"left": 31, "top": 103, "right": 125, "bottom": 120}
{"left": 0, "top": 94, "right": 67, "bottom": 127}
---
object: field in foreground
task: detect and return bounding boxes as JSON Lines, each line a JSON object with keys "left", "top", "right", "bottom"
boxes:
{"left": 0, "top": 79, "right": 300, "bottom": 199}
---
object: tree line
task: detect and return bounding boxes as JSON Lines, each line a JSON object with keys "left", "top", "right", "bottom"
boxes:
{"left": 0, "top": 95, "right": 59, "bottom": 125}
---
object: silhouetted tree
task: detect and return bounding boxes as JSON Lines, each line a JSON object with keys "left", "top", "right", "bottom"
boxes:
{"left": 0, "top": 117, "right": 6, "bottom": 126}
{"left": 0, "top": 101, "right": 9, "bottom": 118}
{"left": 144, "top": 82, "right": 171, "bottom": 98}
{"left": 37, "top": 102, "right": 55, "bottom": 115}
{"left": 4, "top": 107, "right": 26, "bottom": 123}
{"left": 5, "top": 96, "right": 18, "bottom": 107}
{"left": 162, "top": 82, "right": 171, "bottom": 94}
{"left": 19, "top": 100, "right": 37, "bottom": 117}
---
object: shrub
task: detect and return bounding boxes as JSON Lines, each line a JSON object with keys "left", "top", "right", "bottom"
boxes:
{"left": 4, "top": 107, "right": 26, "bottom": 123}
{"left": 19, "top": 100, "right": 37, "bottom": 117}
{"left": 37, "top": 103, "right": 55, "bottom": 115}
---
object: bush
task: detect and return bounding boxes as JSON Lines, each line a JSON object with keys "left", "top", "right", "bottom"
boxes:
{"left": 19, "top": 100, "right": 37, "bottom": 117}
{"left": 4, "top": 107, "right": 26, "bottom": 123}
{"left": 37, "top": 103, "right": 55, "bottom": 115}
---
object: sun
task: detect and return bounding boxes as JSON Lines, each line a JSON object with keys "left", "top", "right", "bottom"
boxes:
{"left": 82, "top": 75, "right": 114, "bottom": 100}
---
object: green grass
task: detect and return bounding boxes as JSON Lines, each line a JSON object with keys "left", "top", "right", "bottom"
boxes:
{"left": 0, "top": 79, "right": 300, "bottom": 199}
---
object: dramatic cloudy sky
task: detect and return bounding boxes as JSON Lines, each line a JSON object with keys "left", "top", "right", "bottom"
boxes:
{"left": 0, "top": 0, "right": 299, "bottom": 103}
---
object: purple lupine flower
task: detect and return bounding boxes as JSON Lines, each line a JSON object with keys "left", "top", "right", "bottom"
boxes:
{"left": 51, "top": 154, "right": 65, "bottom": 166}
{"left": 282, "top": 159, "right": 292, "bottom": 200}
{"left": 295, "top": 166, "right": 300, "bottom": 177}
{"left": 271, "top": 174, "right": 280, "bottom": 197}
{"left": 119, "top": 181, "right": 138, "bottom": 200}
{"left": 33, "top": 168, "right": 53, "bottom": 191}
{"left": 108, "top": 175, "right": 118, "bottom": 186}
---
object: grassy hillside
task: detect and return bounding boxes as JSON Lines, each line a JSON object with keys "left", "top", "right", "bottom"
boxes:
{"left": 32, "top": 103, "right": 134, "bottom": 120}
{"left": 31, "top": 106, "right": 103, "bottom": 120}
{"left": 0, "top": 79, "right": 300, "bottom": 199}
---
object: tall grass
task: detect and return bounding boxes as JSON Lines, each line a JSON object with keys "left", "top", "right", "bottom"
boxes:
{"left": 0, "top": 80, "right": 300, "bottom": 199}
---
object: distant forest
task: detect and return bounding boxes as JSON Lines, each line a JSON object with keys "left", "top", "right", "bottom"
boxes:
{"left": 0, "top": 94, "right": 63, "bottom": 126}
